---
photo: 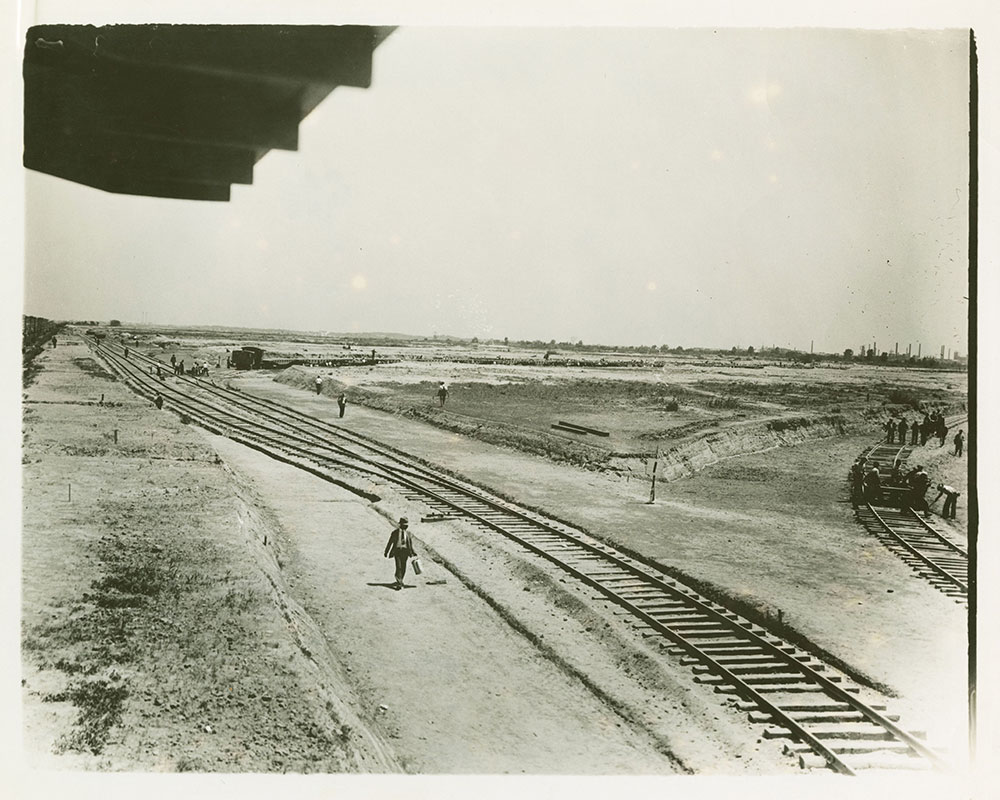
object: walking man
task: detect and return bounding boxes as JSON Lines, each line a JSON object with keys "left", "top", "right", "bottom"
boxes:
{"left": 338, "top": 393, "right": 347, "bottom": 418}
{"left": 437, "top": 382, "right": 449, "bottom": 407}
{"left": 954, "top": 429, "right": 965, "bottom": 457}
{"left": 384, "top": 517, "right": 417, "bottom": 591}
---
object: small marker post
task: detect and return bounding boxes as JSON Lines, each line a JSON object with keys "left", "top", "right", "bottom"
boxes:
{"left": 648, "top": 445, "right": 660, "bottom": 504}
{"left": 113, "top": 429, "right": 118, "bottom": 444}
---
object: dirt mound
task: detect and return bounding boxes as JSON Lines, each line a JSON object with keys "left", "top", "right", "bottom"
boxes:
{"left": 612, "top": 415, "right": 851, "bottom": 481}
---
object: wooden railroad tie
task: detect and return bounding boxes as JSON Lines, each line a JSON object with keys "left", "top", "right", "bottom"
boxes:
{"left": 550, "top": 420, "right": 611, "bottom": 437}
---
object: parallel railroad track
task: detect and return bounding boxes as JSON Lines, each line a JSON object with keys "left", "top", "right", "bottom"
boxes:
{"left": 86, "top": 336, "right": 951, "bottom": 774}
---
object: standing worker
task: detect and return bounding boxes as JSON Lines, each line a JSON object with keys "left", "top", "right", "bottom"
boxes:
{"left": 153, "top": 392, "right": 164, "bottom": 410}
{"left": 885, "top": 418, "right": 895, "bottom": 443}
{"left": 338, "top": 393, "right": 347, "bottom": 418}
{"left": 863, "top": 466, "right": 883, "bottom": 504}
{"left": 910, "top": 420, "right": 919, "bottom": 445}
{"left": 954, "top": 429, "right": 965, "bottom": 457}
{"left": 850, "top": 457, "right": 868, "bottom": 509}
{"left": 315, "top": 375, "right": 324, "bottom": 395}
{"left": 897, "top": 418, "right": 908, "bottom": 445}
{"left": 384, "top": 517, "right": 417, "bottom": 591}
{"left": 908, "top": 465, "right": 932, "bottom": 518}
{"left": 437, "top": 382, "right": 449, "bottom": 407}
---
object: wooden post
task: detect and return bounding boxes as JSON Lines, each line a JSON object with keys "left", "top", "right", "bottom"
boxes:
{"left": 68, "top": 483, "right": 71, "bottom": 502}
{"left": 648, "top": 445, "right": 660, "bottom": 504}
{"left": 113, "top": 429, "right": 118, "bottom": 444}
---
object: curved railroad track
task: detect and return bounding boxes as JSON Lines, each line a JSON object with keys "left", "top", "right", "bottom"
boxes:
{"left": 852, "top": 418, "right": 969, "bottom": 603}
{"left": 85, "top": 335, "right": 951, "bottom": 774}
{"left": 855, "top": 505, "right": 967, "bottom": 601}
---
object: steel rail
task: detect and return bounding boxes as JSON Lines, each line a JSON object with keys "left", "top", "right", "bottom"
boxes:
{"left": 909, "top": 513, "right": 968, "bottom": 557}
{"left": 864, "top": 505, "right": 967, "bottom": 593}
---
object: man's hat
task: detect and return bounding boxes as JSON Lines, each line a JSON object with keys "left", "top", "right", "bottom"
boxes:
{"left": 399, "top": 517, "right": 409, "bottom": 527}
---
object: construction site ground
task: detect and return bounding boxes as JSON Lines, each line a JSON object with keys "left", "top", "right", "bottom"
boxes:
{"left": 18, "top": 340, "right": 970, "bottom": 784}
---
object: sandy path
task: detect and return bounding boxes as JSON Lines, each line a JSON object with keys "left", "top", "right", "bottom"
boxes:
{"left": 209, "top": 435, "right": 679, "bottom": 774}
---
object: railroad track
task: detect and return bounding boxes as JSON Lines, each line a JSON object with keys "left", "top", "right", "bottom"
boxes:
{"left": 855, "top": 505, "right": 967, "bottom": 601}
{"left": 852, "top": 417, "right": 969, "bottom": 603}
{"left": 84, "top": 335, "right": 951, "bottom": 774}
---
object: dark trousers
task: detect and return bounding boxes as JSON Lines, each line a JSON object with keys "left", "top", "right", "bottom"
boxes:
{"left": 887, "top": 431, "right": 894, "bottom": 443}
{"left": 911, "top": 429, "right": 919, "bottom": 445}
{"left": 943, "top": 493, "right": 958, "bottom": 519}
{"left": 955, "top": 443, "right": 963, "bottom": 456}
{"left": 393, "top": 553, "right": 409, "bottom": 584}
{"left": 339, "top": 403, "right": 346, "bottom": 418}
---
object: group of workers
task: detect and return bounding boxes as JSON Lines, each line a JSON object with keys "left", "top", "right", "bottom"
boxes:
{"left": 850, "top": 456, "right": 961, "bottom": 519}
{"left": 885, "top": 411, "right": 956, "bottom": 447}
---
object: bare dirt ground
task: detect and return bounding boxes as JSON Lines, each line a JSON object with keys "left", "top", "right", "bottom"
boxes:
{"left": 21, "top": 340, "right": 393, "bottom": 773}
{"left": 20, "top": 331, "right": 971, "bottom": 779}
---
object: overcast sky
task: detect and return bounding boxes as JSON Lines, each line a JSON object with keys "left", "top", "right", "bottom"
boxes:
{"left": 23, "top": 26, "right": 970, "bottom": 354}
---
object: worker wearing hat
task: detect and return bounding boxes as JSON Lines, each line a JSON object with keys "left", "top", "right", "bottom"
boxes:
{"left": 384, "top": 517, "right": 417, "bottom": 590}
